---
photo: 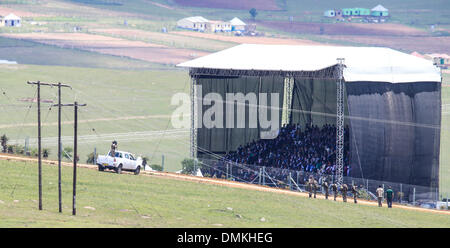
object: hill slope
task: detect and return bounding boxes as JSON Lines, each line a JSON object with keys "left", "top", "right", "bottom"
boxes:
{"left": 0, "top": 159, "right": 449, "bottom": 227}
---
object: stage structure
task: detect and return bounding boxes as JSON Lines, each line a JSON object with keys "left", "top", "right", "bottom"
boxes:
{"left": 177, "top": 44, "right": 442, "bottom": 190}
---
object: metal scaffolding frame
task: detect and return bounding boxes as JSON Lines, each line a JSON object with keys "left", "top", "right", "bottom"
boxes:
{"left": 190, "top": 76, "right": 198, "bottom": 158}
{"left": 335, "top": 58, "right": 345, "bottom": 185}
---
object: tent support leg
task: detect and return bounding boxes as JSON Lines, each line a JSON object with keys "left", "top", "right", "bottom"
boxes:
{"left": 190, "top": 76, "right": 197, "bottom": 159}
{"left": 336, "top": 58, "right": 345, "bottom": 185}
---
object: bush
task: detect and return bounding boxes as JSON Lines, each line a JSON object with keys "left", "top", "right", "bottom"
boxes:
{"left": 0, "top": 134, "right": 8, "bottom": 152}
{"left": 150, "top": 164, "right": 163, "bottom": 171}
{"left": 63, "top": 147, "right": 73, "bottom": 160}
{"left": 181, "top": 158, "right": 203, "bottom": 175}
{"left": 7, "top": 145, "right": 14, "bottom": 154}
{"left": 43, "top": 148, "right": 50, "bottom": 158}
{"left": 30, "top": 148, "right": 38, "bottom": 157}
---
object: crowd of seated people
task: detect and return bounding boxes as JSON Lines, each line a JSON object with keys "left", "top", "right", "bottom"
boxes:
{"left": 203, "top": 123, "right": 351, "bottom": 182}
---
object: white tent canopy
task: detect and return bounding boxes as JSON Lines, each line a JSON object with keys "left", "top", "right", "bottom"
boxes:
{"left": 177, "top": 44, "right": 440, "bottom": 83}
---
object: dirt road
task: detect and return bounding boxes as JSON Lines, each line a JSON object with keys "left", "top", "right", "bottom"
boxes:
{"left": 1, "top": 153, "right": 448, "bottom": 216}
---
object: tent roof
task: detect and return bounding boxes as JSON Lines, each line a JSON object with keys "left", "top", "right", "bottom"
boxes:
{"left": 177, "top": 44, "right": 441, "bottom": 83}
{"left": 229, "top": 17, "right": 246, "bottom": 26}
{"left": 372, "top": 4, "right": 388, "bottom": 11}
{"left": 5, "top": 13, "right": 20, "bottom": 20}
{"left": 180, "top": 16, "right": 209, "bottom": 23}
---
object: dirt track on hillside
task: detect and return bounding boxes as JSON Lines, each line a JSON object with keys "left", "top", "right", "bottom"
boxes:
{"left": 173, "top": 31, "right": 321, "bottom": 45}
{"left": 0, "top": 33, "right": 208, "bottom": 64}
{"left": 174, "top": 0, "right": 280, "bottom": 10}
{"left": 1, "top": 153, "right": 448, "bottom": 216}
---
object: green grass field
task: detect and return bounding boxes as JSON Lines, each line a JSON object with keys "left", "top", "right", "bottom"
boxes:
{"left": 1, "top": 159, "right": 449, "bottom": 227}
{"left": 0, "top": 63, "right": 190, "bottom": 172}
{"left": 0, "top": 0, "right": 449, "bottom": 199}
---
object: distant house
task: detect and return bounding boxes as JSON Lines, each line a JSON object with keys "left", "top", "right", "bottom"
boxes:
{"left": 342, "top": 8, "right": 355, "bottom": 16}
{"left": 4, "top": 13, "right": 21, "bottom": 27}
{"left": 229, "top": 17, "right": 246, "bottom": 31}
{"left": 177, "top": 16, "right": 209, "bottom": 31}
{"left": 354, "top": 8, "right": 371, "bottom": 16}
{"left": 0, "top": 16, "right": 3, "bottom": 27}
{"left": 426, "top": 53, "right": 450, "bottom": 68}
{"left": 371, "top": 5, "right": 389, "bottom": 17}
{"left": 207, "top": 20, "right": 232, "bottom": 32}
{"left": 324, "top": 10, "right": 335, "bottom": 17}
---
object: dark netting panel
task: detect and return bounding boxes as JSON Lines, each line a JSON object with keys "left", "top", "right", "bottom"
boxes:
{"left": 346, "top": 82, "right": 441, "bottom": 188}
{"left": 196, "top": 76, "right": 284, "bottom": 157}
{"left": 290, "top": 78, "right": 347, "bottom": 128}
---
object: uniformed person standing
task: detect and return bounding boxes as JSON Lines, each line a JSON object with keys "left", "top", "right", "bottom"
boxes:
{"left": 110, "top": 140, "right": 117, "bottom": 157}
{"left": 313, "top": 179, "right": 318, "bottom": 198}
{"left": 351, "top": 184, "right": 358, "bottom": 203}
{"left": 331, "top": 182, "right": 338, "bottom": 201}
{"left": 322, "top": 180, "right": 329, "bottom": 200}
{"left": 341, "top": 184, "right": 348, "bottom": 202}
{"left": 308, "top": 176, "right": 314, "bottom": 198}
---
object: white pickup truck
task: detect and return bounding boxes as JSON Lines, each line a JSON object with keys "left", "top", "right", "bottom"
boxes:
{"left": 97, "top": 150, "right": 143, "bottom": 175}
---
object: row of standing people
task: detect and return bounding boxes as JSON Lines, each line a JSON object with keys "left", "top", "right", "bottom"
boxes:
{"left": 307, "top": 176, "right": 358, "bottom": 203}
{"left": 307, "top": 176, "right": 394, "bottom": 208}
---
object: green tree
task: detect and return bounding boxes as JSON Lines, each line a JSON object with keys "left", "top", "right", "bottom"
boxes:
{"left": 249, "top": 8, "right": 258, "bottom": 21}
{"left": 150, "top": 164, "right": 163, "bottom": 171}
{"left": 0, "top": 134, "right": 8, "bottom": 153}
{"left": 181, "top": 158, "right": 196, "bottom": 175}
{"left": 63, "top": 147, "right": 73, "bottom": 160}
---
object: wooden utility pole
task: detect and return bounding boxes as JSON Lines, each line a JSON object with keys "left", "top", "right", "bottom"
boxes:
{"left": 55, "top": 82, "right": 71, "bottom": 213}
{"left": 37, "top": 82, "right": 42, "bottom": 210}
{"left": 53, "top": 102, "right": 86, "bottom": 216}
{"left": 29, "top": 81, "right": 70, "bottom": 212}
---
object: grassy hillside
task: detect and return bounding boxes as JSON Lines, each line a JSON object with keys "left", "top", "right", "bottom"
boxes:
{"left": 1, "top": 159, "right": 449, "bottom": 227}
{"left": 0, "top": 64, "right": 190, "bottom": 172}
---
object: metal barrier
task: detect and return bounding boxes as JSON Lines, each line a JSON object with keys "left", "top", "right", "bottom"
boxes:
{"left": 198, "top": 158, "right": 441, "bottom": 209}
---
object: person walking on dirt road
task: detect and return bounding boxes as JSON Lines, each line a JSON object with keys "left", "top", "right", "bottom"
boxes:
{"left": 376, "top": 185, "right": 384, "bottom": 207}
{"left": 386, "top": 186, "right": 394, "bottom": 208}
{"left": 351, "top": 185, "right": 358, "bottom": 204}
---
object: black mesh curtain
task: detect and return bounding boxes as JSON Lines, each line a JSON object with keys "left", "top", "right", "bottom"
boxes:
{"left": 290, "top": 79, "right": 440, "bottom": 188}
{"left": 290, "top": 78, "right": 346, "bottom": 128}
{"left": 346, "top": 82, "right": 441, "bottom": 188}
{"left": 196, "top": 75, "right": 284, "bottom": 157}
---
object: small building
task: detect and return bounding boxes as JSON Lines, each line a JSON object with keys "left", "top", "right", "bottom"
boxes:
{"left": 0, "top": 16, "right": 4, "bottom": 27}
{"left": 371, "top": 5, "right": 389, "bottom": 17}
{"left": 342, "top": 8, "right": 356, "bottom": 16}
{"left": 176, "top": 16, "right": 209, "bottom": 31}
{"left": 324, "top": 10, "right": 335, "bottom": 17}
{"left": 426, "top": 53, "right": 450, "bottom": 68}
{"left": 4, "top": 13, "right": 21, "bottom": 27}
{"left": 354, "top": 8, "right": 371, "bottom": 16}
{"left": 206, "top": 20, "right": 231, "bottom": 32}
{"left": 229, "top": 17, "right": 246, "bottom": 31}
